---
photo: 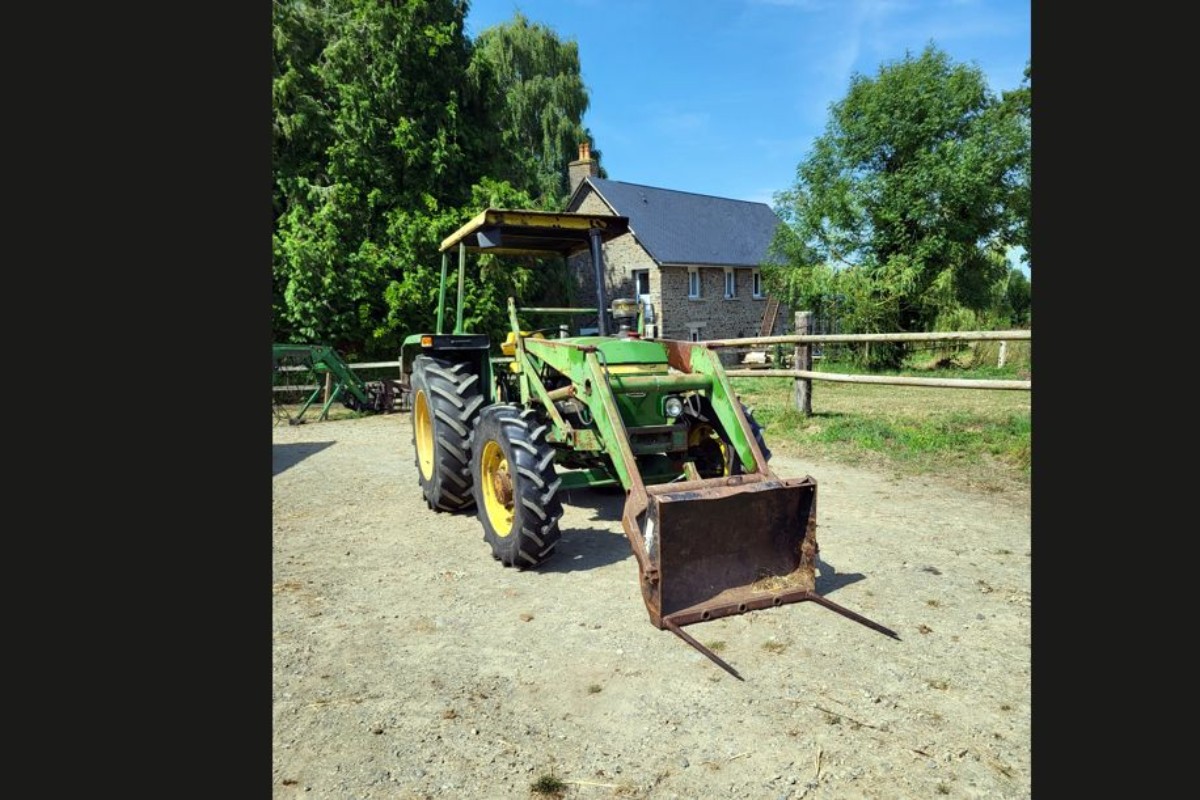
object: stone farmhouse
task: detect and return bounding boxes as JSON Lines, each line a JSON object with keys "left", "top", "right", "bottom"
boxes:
{"left": 563, "top": 143, "right": 788, "bottom": 344}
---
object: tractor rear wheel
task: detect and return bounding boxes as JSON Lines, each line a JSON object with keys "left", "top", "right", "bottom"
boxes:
{"left": 410, "top": 355, "right": 486, "bottom": 512}
{"left": 469, "top": 405, "right": 563, "bottom": 568}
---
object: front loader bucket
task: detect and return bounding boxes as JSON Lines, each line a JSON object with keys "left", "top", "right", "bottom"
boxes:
{"left": 638, "top": 475, "right": 819, "bottom": 624}
{"left": 621, "top": 473, "right": 898, "bottom": 679}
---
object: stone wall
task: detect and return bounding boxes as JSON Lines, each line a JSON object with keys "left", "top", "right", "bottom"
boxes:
{"left": 567, "top": 192, "right": 657, "bottom": 331}
{"left": 657, "top": 266, "right": 780, "bottom": 341}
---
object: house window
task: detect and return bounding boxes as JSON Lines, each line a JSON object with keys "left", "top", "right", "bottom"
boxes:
{"left": 688, "top": 268, "right": 701, "bottom": 299}
{"left": 724, "top": 268, "right": 736, "bottom": 299}
{"left": 687, "top": 322, "right": 704, "bottom": 342}
{"left": 632, "top": 269, "right": 651, "bottom": 298}
{"left": 752, "top": 269, "right": 764, "bottom": 298}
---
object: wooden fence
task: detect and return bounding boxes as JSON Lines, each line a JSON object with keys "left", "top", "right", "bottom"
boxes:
{"left": 714, "top": 311, "right": 1030, "bottom": 414}
{"left": 274, "top": 313, "right": 1030, "bottom": 416}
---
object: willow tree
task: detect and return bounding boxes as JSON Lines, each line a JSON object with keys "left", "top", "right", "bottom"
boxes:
{"left": 774, "top": 44, "right": 1030, "bottom": 366}
{"left": 469, "top": 11, "right": 600, "bottom": 207}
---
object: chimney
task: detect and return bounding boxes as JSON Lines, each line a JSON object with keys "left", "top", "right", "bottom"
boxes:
{"left": 568, "top": 141, "right": 599, "bottom": 195}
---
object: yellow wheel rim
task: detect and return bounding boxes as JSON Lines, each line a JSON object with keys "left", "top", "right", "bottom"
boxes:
{"left": 480, "top": 440, "right": 514, "bottom": 537}
{"left": 688, "top": 423, "right": 731, "bottom": 477}
{"left": 414, "top": 390, "right": 434, "bottom": 481}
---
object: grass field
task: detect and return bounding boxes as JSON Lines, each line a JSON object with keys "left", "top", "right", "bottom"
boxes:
{"left": 732, "top": 376, "right": 1030, "bottom": 495}
{"left": 731, "top": 342, "right": 1031, "bottom": 495}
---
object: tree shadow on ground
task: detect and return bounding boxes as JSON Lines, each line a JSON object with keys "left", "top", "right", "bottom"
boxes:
{"left": 273, "top": 441, "right": 335, "bottom": 476}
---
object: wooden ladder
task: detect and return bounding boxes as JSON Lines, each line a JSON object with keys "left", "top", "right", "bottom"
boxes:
{"left": 758, "top": 295, "right": 781, "bottom": 336}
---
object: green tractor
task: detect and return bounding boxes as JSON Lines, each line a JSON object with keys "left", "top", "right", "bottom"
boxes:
{"left": 399, "top": 209, "right": 895, "bottom": 677}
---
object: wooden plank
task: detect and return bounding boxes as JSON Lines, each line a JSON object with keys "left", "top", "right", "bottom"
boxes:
{"left": 725, "top": 369, "right": 1030, "bottom": 391}
{"left": 758, "top": 295, "right": 781, "bottom": 336}
{"left": 705, "top": 330, "right": 1030, "bottom": 348}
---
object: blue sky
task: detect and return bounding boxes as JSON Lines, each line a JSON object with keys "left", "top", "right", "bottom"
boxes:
{"left": 464, "top": 0, "right": 1030, "bottom": 208}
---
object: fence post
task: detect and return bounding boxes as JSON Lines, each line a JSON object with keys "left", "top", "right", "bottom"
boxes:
{"left": 323, "top": 371, "right": 333, "bottom": 407}
{"left": 998, "top": 340, "right": 1008, "bottom": 368}
{"left": 793, "top": 311, "right": 813, "bottom": 416}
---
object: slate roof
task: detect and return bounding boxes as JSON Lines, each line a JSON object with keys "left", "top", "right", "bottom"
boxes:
{"left": 569, "top": 177, "right": 784, "bottom": 268}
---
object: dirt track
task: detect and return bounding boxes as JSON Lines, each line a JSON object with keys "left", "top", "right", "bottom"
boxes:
{"left": 272, "top": 412, "right": 1030, "bottom": 799}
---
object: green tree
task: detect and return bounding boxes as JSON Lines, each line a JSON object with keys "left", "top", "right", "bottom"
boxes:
{"left": 375, "top": 8, "right": 601, "bottom": 350}
{"left": 1003, "top": 267, "right": 1031, "bottom": 327}
{"left": 773, "top": 44, "right": 1030, "bottom": 367}
{"left": 273, "top": 0, "right": 335, "bottom": 342}
{"left": 380, "top": 178, "right": 577, "bottom": 348}
{"left": 469, "top": 12, "right": 600, "bottom": 206}
{"left": 1000, "top": 62, "right": 1031, "bottom": 268}
{"left": 272, "top": 0, "right": 485, "bottom": 359}
{"left": 272, "top": 2, "right": 607, "bottom": 358}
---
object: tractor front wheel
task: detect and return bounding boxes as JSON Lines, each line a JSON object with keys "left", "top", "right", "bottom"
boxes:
{"left": 410, "top": 355, "right": 485, "bottom": 512}
{"left": 686, "top": 398, "right": 772, "bottom": 476}
{"left": 469, "top": 405, "right": 563, "bottom": 568}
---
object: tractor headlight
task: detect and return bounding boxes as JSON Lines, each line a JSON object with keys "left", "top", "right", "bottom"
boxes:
{"left": 663, "top": 395, "right": 684, "bottom": 418}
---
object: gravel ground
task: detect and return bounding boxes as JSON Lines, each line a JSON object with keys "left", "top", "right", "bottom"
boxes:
{"left": 272, "top": 411, "right": 1030, "bottom": 800}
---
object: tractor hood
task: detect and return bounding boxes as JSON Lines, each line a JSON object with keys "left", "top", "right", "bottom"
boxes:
{"left": 567, "top": 336, "right": 670, "bottom": 368}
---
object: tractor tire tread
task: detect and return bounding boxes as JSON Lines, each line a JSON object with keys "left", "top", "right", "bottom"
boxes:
{"left": 471, "top": 404, "right": 563, "bottom": 569}
{"left": 411, "top": 355, "right": 485, "bottom": 512}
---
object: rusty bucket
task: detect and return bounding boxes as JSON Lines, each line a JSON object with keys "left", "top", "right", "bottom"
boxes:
{"left": 621, "top": 472, "right": 897, "bottom": 679}
{"left": 645, "top": 474, "right": 818, "bottom": 623}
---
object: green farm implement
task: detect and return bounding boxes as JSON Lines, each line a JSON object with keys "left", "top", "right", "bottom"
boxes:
{"left": 272, "top": 343, "right": 400, "bottom": 424}
{"left": 399, "top": 209, "right": 896, "bottom": 678}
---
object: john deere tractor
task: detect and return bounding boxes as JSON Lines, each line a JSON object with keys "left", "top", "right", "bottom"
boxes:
{"left": 399, "top": 209, "right": 895, "bottom": 677}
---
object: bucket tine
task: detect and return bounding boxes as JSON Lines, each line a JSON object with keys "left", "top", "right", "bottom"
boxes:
{"left": 663, "top": 618, "right": 744, "bottom": 681}
{"left": 805, "top": 592, "right": 901, "bottom": 640}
